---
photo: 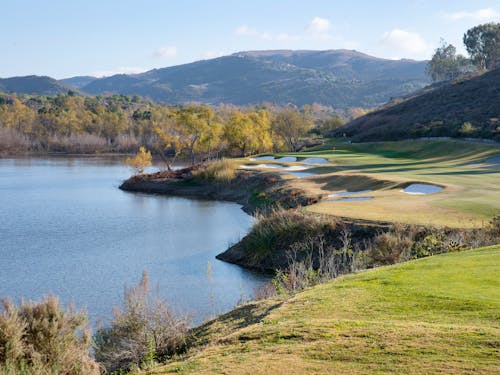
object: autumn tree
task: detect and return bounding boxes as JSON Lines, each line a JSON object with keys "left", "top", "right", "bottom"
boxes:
{"left": 224, "top": 109, "right": 273, "bottom": 156}
{"left": 271, "top": 107, "right": 313, "bottom": 152}
{"left": 126, "top": 146, "right": 152, "bottom": 174}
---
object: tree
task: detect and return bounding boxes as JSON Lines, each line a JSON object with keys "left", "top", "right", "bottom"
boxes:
{"left": 463, "top": 23, "right": 500, "bottom": 70}
{"left": 126, "top": 146, "right": 152, "bottom": 174}
{"left": 271, "top": 108, "right": 313, "bottom": 151}
{"left": 426, "top": 40, "right": 471, "bottom": 81}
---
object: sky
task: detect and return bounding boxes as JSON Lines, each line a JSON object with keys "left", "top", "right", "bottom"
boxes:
{"left": 1, "top": 0, "right": 499, "bottom": 79}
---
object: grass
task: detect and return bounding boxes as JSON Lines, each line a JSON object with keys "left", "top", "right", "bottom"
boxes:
{"left": 148, "top": 245, "right": 500, "bottom": 374}
{"left": 243, "top": 139, "right": 500, "bottom": 228}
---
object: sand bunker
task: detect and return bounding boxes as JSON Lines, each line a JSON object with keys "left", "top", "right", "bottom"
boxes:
{"left": 275, "top": 156, "right": 297, "bottom": 162}
{"left": 249, "top": 156, "right": 275, "bottom": 161}
{"left": 328, "top": 190, "right": 372, "bottom": 198}
{"left": 329, "top": 196, "right": 374, "bottom": 202}
{"left": 401, "top": 183, "right": 443, "bottom": 195}
{"left": 301, "top": 157, "right": 328, "bottom": 165}
{"left": 242, "top": 164, "right": 311, "bottom": 171}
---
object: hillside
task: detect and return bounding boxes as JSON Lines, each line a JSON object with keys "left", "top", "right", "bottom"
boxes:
{"left": 59, "top": 75, "right": 97, "bottom": 89}
{"left": 338, "top": 68, "right": 500, "bottom": 141}
{"left": 0, "top": 75, "right": 73, "bottom": 96}
{"left": 80, "top": 50, "right": 429, "bottom": 108}
{"left": 149, "top": 246, "right": 500, "bottom": 374}
{"left": 0, "top": 50, "right": 429, "bottom": 108}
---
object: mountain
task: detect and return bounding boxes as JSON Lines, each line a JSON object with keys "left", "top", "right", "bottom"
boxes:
{"left": 0, "top": 75, "right": 73, "bottom": 96}
{"left": 79, "top": 50, "right": 429, "bottom": 108}
{"left": 59, "top": 76, "right": 97, "bottom": 89}
{"left": 0, "top": 50, "right": 430, "bottom": 108}
{"left": 337, "top": 68, "right": 500, "bottom": 141}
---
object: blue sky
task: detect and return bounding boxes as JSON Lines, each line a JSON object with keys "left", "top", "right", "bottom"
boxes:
{"left": 2, "top": 0, "right": 499, "bottom": 78}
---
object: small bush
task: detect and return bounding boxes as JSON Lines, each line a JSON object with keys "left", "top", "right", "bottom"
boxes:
{"left": 94, "top": 272, "right": 190, "bottom": 373}
{"left": 0, "top": 296, "right": 99, "bottom": 375}
{"left": 194, "top": 158, "right": 237, "bottom": 183}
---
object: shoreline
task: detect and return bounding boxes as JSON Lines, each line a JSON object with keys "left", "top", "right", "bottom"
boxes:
{"left": 119, "top": 166, "right": 391, "bottom": 271}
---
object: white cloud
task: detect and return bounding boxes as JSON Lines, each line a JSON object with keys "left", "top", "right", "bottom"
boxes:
{"left": 92, "top": 66, "right": 147, "bottom": 78}
{"left": 154, "top": 46, "right": 178, "bottom": 59}
{"left": 202, "top": 51, "right": 226, "bottom": 59}
{"left": 307, "top": 17, "right": 332, "bottom": 34}
{"left": 381, "top": 29, "right": 430, "bottom": 57}
{"left": 445, "top": 8, "right": 499, "bottom": 21}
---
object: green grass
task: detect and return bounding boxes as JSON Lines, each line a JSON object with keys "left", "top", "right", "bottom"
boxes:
{"left": 250, "top": 140, "right": 500, "bottom": 228}
{"left": 149, "top": 246, "right": 500, "bottom": 374}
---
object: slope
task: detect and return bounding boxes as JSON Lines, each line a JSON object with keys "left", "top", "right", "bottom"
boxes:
{"left": 79, "top": 50, "right": 429, "bottom": 108}
{"left": 338, "top": 68, "right": 500, "bottom": 141}
{"left": 149, "top": 246, "right": 500, "bottom": 374}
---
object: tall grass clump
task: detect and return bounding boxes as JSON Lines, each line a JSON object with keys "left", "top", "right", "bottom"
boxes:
{"left": 194, "top": 158, "right": 237, "bottom": 183}
{"left": 0, "top": 296, "right": 99, "bottom": 374}
{"left": 94, "top": 272, "right": 190, "bottom": 373}
{"left": 241, "top": 208, "right": 338, "bottom": 267}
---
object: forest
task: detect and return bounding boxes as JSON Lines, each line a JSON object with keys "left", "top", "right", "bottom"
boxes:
{"left": 0, "top": 92, "right": 352, "bottom": 163}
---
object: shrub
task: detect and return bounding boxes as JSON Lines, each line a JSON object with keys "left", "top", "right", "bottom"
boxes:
{"left": 0, "top": 296, "right": 99, "bottom": 374}
{"left": 94, "top": 272, "right": 190, "bottom": 373}
{"left": 194, "top": 158, "right": 237, "bottom": 183}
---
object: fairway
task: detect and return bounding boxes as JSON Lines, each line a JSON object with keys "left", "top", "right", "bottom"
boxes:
{"left": 150, "top": 246, "right": 500, "bottom": 374}
{"left": 244, "top": 140, "right": 500, "bottom": 228}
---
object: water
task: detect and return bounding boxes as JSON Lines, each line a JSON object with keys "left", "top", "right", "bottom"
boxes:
{"left": 0, "top": 157, "right": 268, "bottom": 324}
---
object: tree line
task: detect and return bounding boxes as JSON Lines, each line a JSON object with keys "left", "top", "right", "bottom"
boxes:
{"left": 427, "top": 22, "right": 499, "bottom": 81}
{"left": 0, "top": 93, "right": 348, "bottom": 161}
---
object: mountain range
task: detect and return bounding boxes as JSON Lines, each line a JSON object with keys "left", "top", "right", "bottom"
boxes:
{"left": 1, "top": 50, "right": 430, "bottom": 108}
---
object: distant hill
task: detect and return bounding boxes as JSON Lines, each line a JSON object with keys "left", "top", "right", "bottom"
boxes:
{"left": 0, "top": 50, "right": 430, "bottom": 108}
{"left": 59, "top": 76, "right": 97, "bottom": 89}
{"left": 338, "top": 68, "right": 500, "bottom": 141}
{"left": 0, "top": 75, "right": 72, "bottom": 96}
{"left": 78, "top": 50, "right": 429, "bottom": 108}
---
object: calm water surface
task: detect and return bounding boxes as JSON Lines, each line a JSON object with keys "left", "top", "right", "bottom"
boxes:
{"left": 0, "top": 157, "right": 268, "bottom": 324}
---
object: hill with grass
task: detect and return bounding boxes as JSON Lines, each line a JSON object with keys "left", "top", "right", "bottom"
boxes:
{"left": 150, "top": 246, "right": 500, "bottom": 374}
{"left": 0, "top": 75, "right": 73, "bottom": 96}
{"left": 80, "top": 50, "right": 429, "bottom": 108}
{"left": 1, "top": 50, "right": 429, "bottom": 108}
{"left": 338, "top": 68, "right": 500, "bottom": 141}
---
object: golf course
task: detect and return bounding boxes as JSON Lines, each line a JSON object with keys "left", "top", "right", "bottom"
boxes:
{"left": 241, "top": 139, "right": 500, "bottom": 228}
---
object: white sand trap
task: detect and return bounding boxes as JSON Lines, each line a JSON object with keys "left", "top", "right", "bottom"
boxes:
{"left": 242, "top": 164, "right": 312, "bottom": 171}
{"left": 242, "top": 163, "right": 284, "bottom": 169}
{"left": 282, "top": 165, "right": 311, "bottom": 171}
{"left": 285, "top": 171, "right": 316, "bottom": 178}
{"left": 328, "top": 190, "right": 372, "bottom": 198}
{"left": 329, "top": 196, "right": 374, "bottom": 202}
{"left": 249, "top": 156, "right": 275, "bottom": 161}
{"left": 301, "top": 157, "right": 328, "bottom": 165}
{"left": 276, "top": 156, "right": 297, "bottom": 162}
{"left": 401, "top": 184, "right": 443, "bottom": 195}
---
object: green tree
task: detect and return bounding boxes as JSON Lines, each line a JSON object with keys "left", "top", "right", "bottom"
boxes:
{"left": 426, "top": 40, "right": 471, "bottom": 81}
{"left": 463, "top": 23, "right": 500, "bottom": 70}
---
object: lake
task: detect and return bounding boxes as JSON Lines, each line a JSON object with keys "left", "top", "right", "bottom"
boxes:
{"left": 0, "top": 157, "right": 268, "bottom": 324}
